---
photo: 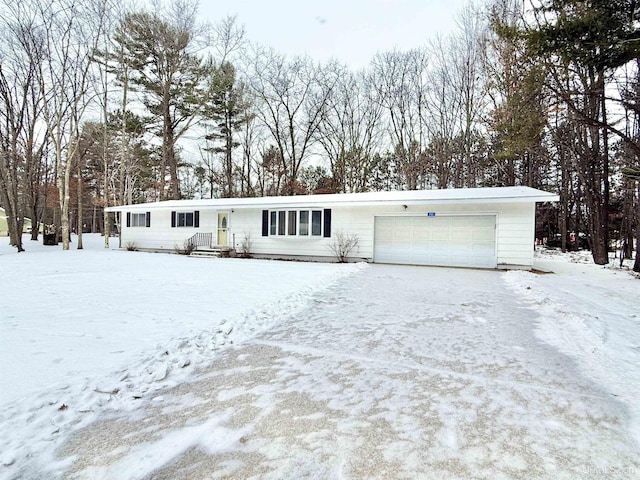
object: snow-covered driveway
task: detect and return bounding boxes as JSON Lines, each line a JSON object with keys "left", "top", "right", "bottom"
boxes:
{"left": 54, "top": 264, "right": 639, "bottom": 479}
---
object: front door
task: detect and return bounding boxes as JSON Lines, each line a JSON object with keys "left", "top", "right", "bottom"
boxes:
{"left": 217, "top": 212, "right": 228, "bottom": 247}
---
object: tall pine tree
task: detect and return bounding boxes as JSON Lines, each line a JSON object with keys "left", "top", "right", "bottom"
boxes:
{"left": 112, "top": 2, "right": 214, "bottom": 200}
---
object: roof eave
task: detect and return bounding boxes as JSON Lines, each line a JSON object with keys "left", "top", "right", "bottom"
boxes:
{"left": 105, "top": 194, "right": 559, "bottom": 212}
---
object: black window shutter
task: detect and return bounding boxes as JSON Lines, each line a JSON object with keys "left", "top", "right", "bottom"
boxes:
{"left": 323, "top": 209, "right": 332, "bottom": 238}
{"left": 261, "top": 210, "right": 269, "bottom": 236}
{"left": 146, "top": 212, "right": 151, "bottom": 228}
{"left": 194, "top": 210, "right": 200, "bottom": 228}
{"left": 126, "top": 212, "right": 131, "bottom": 228}
{"left": 171, "top": 211, "right": 176, "bottom": 228}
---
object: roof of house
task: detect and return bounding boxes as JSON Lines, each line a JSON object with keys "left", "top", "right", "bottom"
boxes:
{"left": 105, "top": 186, "right": 559, "bottom": 212}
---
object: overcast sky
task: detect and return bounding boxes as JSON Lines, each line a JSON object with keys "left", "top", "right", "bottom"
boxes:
{"left": 199, "top": 0, "right": 472, "bottom": 68}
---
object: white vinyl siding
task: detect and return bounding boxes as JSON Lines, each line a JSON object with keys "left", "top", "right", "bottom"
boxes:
{"left": 118, "top": 201, "right": 537, "bottom": 268}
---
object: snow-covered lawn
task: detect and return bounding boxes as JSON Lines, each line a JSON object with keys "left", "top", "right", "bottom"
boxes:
{"left": 0, "top": 235, "right": 359, "bottom": 407}
{"left": 0, "top": 235, "right": 362, "bottom": 475}
{"left": 1, "top": 236, "right": 639, "bottom": 479}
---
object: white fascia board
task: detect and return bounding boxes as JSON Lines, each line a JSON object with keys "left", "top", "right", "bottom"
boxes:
{"left": 105, "top": 187, "right": 559, "bottom": 212}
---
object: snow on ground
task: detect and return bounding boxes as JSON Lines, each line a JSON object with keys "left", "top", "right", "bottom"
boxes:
{"left": 0, "top": 234, "right": 362, "bottom": 477}
{"left": 505, "top": 247, "right": 640, "bottom": 445}
{"left": 1, "top": 237, "right": 639, "bottom": 479}
{"left": 53, "top": 259, "right": 639, "bottom": 479}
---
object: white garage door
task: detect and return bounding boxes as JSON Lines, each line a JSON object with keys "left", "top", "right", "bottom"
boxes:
{"left": 374, "top": 215, "right": 497, "bottom": 268}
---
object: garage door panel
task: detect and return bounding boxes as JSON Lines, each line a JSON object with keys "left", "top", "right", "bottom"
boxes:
{"left": 457, "top": 244, "right": 474, "bottom": 255}
{"left": 466, "top": 216, "right": 489, "bottom": 227}
{"left": 376, "top": 228, "right": 393, "bottom": 242}
{"left": 472, "top": 229, "right": 495, "bottom": 242}
{"left": 431, "top": 230, "right": 450, "bottom": 242}
{"left": 374, "top": 215, "right": 497, "bottom": 268}
{"left": 451, "top": 231, "right": 470, "bottom": 243}
{"left": 394, "top": 217, "right": 413, "bottom": 228}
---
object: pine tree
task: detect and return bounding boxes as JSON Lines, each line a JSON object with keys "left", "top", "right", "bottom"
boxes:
{"left": 111, "top": 2, "right": 214, "bottom": 200}
{"left": 202, "top": 62, "right": 249, "bottom": 198}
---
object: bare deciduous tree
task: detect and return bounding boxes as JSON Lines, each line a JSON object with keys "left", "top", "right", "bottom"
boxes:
{"left": 248, "top": 48, "right": 336, "bottom": 195}
{"left": 30, "top": 0, "right": 110, "bottom": 250}
{"left": 316, "top": 65, "right": 383, "bottom": 193}
{"left": 370, "top": 48, "right": 431, "bottom": 190}
{"left": 0, "top": 0, "right": 50, "bottom": 251}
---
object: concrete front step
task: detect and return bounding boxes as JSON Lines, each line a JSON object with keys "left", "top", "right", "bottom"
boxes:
{"left": 190, "top": 247, "right": 232, "bottom": 258}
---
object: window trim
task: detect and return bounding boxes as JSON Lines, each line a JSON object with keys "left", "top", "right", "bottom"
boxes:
{"left": 127, "top": 212, "right": 150, "bottom": 228}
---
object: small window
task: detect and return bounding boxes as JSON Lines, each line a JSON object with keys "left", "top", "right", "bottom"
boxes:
{"left": 270, "top": 211, "right": 277, "bottom": 235}
{"left": 130, "top": 213, "right": 147, "bottom": 227}
{"left": 288, "top": 211, "right": 297, "bottom": 235}
{"left": 311, "top": 210, "right": 322, "bottom": 236}
{"left": 278, "top": 211, "right": 286, "bottom": 235}
{"left": 299, "top": 211, "right": 309, "bottom": 236}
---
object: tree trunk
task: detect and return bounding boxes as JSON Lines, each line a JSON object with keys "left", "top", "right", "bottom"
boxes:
{"left": 225, "top": 109, "right": 234, "bottom": 197}
{"left": 623, "top": 184, "right": 634, "bottom": 259}
{"left": 77, "top": 158, "right": 83, "bottom": 250}
{"left": 59, "top": 146, "right": 73, "bottom": 251}
{"left": 167, "top": 136, "right": 180, "bottom": 200}
{"left": 0, "top": 181, "right": 24, "bottom": 252}
{"left": 591, "top": 74, "right": 609, "bottom": 265}
{"left": 103, "top": 153, "right": 110, "bottom": 246}
{"left": 590, "top": 200, "right": 609, "bottom": 264}
{"left": 0, "top": 132, "right": 24, "bottom": 251}
{"left": 634, "top": 183, "right": 640, "bottom": 273}
{"left": 30, "top": 203, "right": 40, "bottom": 241}
{"left": 559, "top": 132, "right": 568, "bottom": 252}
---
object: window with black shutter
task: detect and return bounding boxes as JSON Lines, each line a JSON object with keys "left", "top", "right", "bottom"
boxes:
{"left": 172, "top": 211, "right": 198, "bottom": 227}
{"left": 129, "top": 212, "right": 148, "bottom": 228}
{"left": 262, "top": 208, "right": 332, "bottom": 238}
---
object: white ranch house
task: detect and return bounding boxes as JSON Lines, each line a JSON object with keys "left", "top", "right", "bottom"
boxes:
{"left": 106, "top": 186, "right": 558, "bottom": 269}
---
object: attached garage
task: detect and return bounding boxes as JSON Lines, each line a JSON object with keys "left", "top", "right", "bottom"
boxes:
{"left": 374, "top": 214, "right": 497, "bottom": 268}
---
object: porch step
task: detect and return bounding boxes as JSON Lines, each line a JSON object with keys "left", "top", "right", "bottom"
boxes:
{"left": 190, "top": 246, "right": 232, "bottom": 258}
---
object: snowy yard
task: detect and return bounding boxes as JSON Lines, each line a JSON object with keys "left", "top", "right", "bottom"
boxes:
{"left": 1, "top": 235, "right": 639, "bottom": 479}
